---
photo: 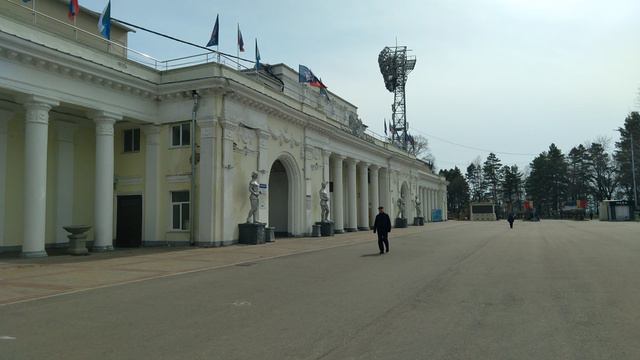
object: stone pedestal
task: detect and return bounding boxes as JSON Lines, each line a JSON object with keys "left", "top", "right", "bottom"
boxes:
{"left": 63, "top": 225, "right": 91, "bottom": 256}
{"left": 316, "top": 221, "right": 335, "bottom": 237}
{"left": 238, "top": 223, "right": 265, "bottom": 245}
{"left": 413, "top": 217, "right": 425, "bottom": 226}
{"left": 265, "top": 227, "right": 275, "bottom": 243}
{"left": 311, "top": 225, "right": 322, "bottom": 237}
{"left": 395, "top": 218, "right": 408, "bottom": 228}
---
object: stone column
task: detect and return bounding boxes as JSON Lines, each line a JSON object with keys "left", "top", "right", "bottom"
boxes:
{"left": 92, "top": 111, "right": 119, "bottom": 252}
{"left": 369, "top": 165, "right": 379, "bottom": 226}
{"left": 257, "top": 129, "right": 270, "bottom": 226}
{"left": 197, "top": 120, "right": 216, "bottom": 245}
{"left": 55, "top": 121, "right": 77, "bottom": 247}
{"left": 426, "top": 189, "right": 432, "bottom": 222}
{"left": 357, "top": 162, "right": 369, "bottom": 230}
{"left": 423, "top": 187, "right": 427, "bottom": 219}
{"left": 379, "top": 167, "right": 389, "bottom": 215}
{"left": 0, "top": 109, "right": 13, "bottom": 250}
{"left": 21, "top": 96, "right": 59, "bottom": 257}
{"left": 345, "top": 158, "right": 358, "bottom": 232}
{"left": 143, "top": 125, "right": 161, "bottom": 245}
{"left": 221, "top": 121, "right": 237, "bottom": 243}
{"left": 331, "top": 155, "right": 345, "bottom": 233}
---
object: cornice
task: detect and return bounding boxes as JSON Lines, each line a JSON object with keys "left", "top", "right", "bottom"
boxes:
{"left": 0, "top": 33, "right": 157, "bottom": 101}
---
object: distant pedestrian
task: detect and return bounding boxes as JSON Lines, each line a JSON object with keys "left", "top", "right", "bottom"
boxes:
{"left": 590, "top": 212, "right": 593, "bottom": 220}
{"left": 373, "top": 206, "right": 392, "bottom": 254}
{"left": 507, "top": 213, "right": 515, "bottom": 229}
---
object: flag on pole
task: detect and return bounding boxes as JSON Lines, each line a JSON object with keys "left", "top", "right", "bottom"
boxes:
{"left": 384, "top": 119, "right": 388, "bottom": 135}
{"left": 98, "top": 0, "right": 111, "bottom": 39}
{"left": 68, "top": 0, "right": 79, "bottom": 21}
{"left": 255, "top": 39, "right": 261, "bottom": 69}
{"left": 206, "top": 15, "right": 219, "bottom": 47}
{"left": 298, "top": 65, "right": 327, "bottom": 89}
{"left": 237, "top": 25, "right": 245, "bottom": 52}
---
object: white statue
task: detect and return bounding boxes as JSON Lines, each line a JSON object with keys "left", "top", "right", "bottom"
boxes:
{"left": 397, "top": 197, "right": 406, "bottom": 219}
{"left": 246, "top": 172, "right": 261, "bottom": 223}
{"left": 320, "top": 181, "right": 330, "bottom": 222}
{"left": 414, "top": 195, "right": 422, "bottom": 217}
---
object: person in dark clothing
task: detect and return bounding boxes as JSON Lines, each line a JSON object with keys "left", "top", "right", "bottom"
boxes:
{"left": 373, "top": 206, "right": 392, "bottom": 254}
{"left": 507, "top": 213, "right": 515, "bottom": 229}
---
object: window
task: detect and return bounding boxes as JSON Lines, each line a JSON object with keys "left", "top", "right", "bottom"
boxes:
{"left": 123, "top": 128, "right": 140, "bottom": 152}
{"left": 171, "top": 191, "right": 190, "bottom": 230}
{"left": 171, "top": 123, "right": 191, "bottom": 147}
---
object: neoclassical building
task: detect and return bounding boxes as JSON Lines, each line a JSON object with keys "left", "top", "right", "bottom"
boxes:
{"left": 0, "top": 0, "right": 447, "bottom": 257}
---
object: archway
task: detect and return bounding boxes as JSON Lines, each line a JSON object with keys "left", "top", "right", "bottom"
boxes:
{"left": 268, "top": 153, "right": 303, "bottom": 237}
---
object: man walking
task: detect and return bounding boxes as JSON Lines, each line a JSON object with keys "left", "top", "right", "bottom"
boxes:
{"left": 507, "top": 213, "right": 515, "bottom": 229}
{"left": 373, "top": 206, "right": 392, "bottom": 254}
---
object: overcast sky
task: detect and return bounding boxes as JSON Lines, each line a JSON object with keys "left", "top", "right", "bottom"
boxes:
{"left": 80, "top": 0, "right": 640, "bottom": 172}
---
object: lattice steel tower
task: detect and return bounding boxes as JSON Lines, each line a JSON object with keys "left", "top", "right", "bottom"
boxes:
{"left": 378, "top": 46, "right": 416, "bottom": 151}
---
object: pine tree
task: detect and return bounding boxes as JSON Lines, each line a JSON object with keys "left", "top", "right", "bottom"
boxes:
{"left": 614, "top": 112, "right": 640, "bottom": 203}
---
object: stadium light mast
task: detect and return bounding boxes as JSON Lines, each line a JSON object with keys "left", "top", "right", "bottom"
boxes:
{"left": 378, "top": 45, "right": 416, "bottom": 151}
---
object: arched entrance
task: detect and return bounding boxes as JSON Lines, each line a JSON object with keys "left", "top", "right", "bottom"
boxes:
{"left": 268, "top": 153, "right": 303, "bottom": 237}
{"left": 269, "top": 160, "right": 289, "bottom": 237}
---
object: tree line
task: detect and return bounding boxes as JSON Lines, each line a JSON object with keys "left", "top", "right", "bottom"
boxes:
{"left": 439, "top": 112, "right": 640, "bottom": 219}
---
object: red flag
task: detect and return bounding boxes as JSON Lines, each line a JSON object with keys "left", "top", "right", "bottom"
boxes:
{"left": 68, "top": 0, "right": 79, "bottom": 21}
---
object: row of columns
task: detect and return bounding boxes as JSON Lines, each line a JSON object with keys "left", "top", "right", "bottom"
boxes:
{"left": 16, "top": 95, "right": 121, "bottom": 257}
{"left": 329, "top": 155, "right": 387, "bottom": 233}
{"left": 417, "top": 186, "right": 448, "bottom": 222}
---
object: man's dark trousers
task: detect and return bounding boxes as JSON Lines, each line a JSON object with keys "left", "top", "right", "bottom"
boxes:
{"left": 377, "top": 232, "right": 389, "bottom": 253}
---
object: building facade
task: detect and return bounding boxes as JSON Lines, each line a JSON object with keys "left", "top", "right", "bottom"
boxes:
{"left": 0, "top": 0, "right": 447, "bottom": 256}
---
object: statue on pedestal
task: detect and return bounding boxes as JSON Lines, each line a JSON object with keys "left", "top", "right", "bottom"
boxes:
{"left": 414, "top": 195, "right": 422, "bottom": 217}
{"left": 246, "top": 172, "right": 261, "bottom": 223}
{"left": 397, "top": 197, "right": 406, "bottom": 219}
{"left": 320, "top": 181, "right": 330, "bottom": 222}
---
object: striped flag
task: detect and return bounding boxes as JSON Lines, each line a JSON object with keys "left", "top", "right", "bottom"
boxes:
{"left": 255, "top": 39, "right": 260, "bottom": 69}
{"left": 68, "top": 0, "right": 79, "bottom": 21}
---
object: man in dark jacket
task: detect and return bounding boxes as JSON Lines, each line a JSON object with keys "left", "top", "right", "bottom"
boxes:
{"left": 507, "top": 213, "right": 515, "bottom": 229}
{"left": 373, "top": 206, "right": 392, "bottom": 254}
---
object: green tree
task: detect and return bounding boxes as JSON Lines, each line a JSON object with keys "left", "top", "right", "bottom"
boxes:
{"left": 614, "top": 112, "right": 640, "bottom": 203}
{"left": 440, "top": 167, "right": 470, "bottom": 219}
{"left": 567, "top": 144, "right": 592, "bottom": 203}
{"left": 526, "top": 144, "right": 568, "bottom": 217}
{"left": 465, "top": 158, "right": 485, "bottom": 202}
{"left": 501, "top": 165, "right": 523, "bottom": 213}
{"left": 587, "top": 142, "right": 617, "bottom": 202}
{"left": 482, "top": 153, "right": 503, "bottom": 204}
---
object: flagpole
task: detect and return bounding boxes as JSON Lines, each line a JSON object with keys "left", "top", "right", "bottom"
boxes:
{"left": 32, "top": 0, "right": 36, "bottom": 24}
{"left": 236, "top": 23, "right": 240, "bottom": 70}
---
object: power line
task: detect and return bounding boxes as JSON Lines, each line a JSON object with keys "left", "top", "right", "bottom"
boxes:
{"left": 410, "top": 127, "right": 538, "bottom": 157}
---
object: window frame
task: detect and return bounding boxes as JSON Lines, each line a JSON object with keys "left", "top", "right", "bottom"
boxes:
{"left": 170, "top": 123, "right": 191, "bottom": 148}
{"left": 170, "top": 190, "right": 190, "bottom": 231}
{"left": 123, "top": 128, "right": 141, "bottom": 153}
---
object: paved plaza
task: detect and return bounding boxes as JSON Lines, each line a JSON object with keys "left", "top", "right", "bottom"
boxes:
{"left": 1, "top": 220, "right": 640, "bottom": 359}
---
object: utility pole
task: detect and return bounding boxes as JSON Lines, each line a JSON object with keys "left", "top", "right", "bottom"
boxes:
{"left": 631, "top": 132, "right": 638, "bottom": 214}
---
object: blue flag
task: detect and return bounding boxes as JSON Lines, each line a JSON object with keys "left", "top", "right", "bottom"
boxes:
{"left": 207, "top": 15, "right": 219, "bottom": 47}
{"left": 98, "top": 1, "right": 111, "bottom": 40}
{"left": 255, "top": 39, "right": 261, "bottom": 69}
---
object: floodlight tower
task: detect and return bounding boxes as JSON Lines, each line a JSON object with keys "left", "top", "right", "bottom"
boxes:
{"left": 378, "top": 46, "right": 416, "bottom": 151}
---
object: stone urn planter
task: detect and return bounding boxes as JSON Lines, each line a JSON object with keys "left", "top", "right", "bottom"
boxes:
{"left": 63, "top": 225, "right": 92, "bottom": 256}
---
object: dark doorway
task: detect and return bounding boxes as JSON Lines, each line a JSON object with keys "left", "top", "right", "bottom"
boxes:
{"left": 116, "top": 195, "right": 143, "bottom": 247}
{"left": 269, "top": 160, "right": 290, "bottom": 238}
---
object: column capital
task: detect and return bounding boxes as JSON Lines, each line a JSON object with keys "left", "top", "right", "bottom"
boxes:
{"left": 220, "top": 121, "right": 237, "bottom": 140}
{"left": 345, "top": 157, "right": 357, "bottom": 166}
{"left": 88, "top": 110, "right": 122, "bottom": 122}
{"left": 322, "top": 149, "right": 332, "bottom": 158}
{"left": 257, "top": 128, "right": 270, "bottom": 141}
{"left": 358, "top": 161, "right": 369, "bottom": 168}
{"left": 332, "top": 154, "right": 346, "bottom": 161}
{"left": 370, "top": 164, "right": 380, "bottom": 171}
{"left": 20, "top": 95, "right": 59, "bottom": 111}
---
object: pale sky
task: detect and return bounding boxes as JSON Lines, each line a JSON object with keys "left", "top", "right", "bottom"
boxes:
{"left": 80, "top": 0, "right": 640, "bottom": 172}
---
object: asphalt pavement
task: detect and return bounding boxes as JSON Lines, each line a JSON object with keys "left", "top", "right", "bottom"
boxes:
{"left": 1, "top": 220, "right": 639, "bottom": 360}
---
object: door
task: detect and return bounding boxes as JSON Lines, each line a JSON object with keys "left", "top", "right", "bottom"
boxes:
{"left": 116, "top": 195, "right": 143, "bottom": 247}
